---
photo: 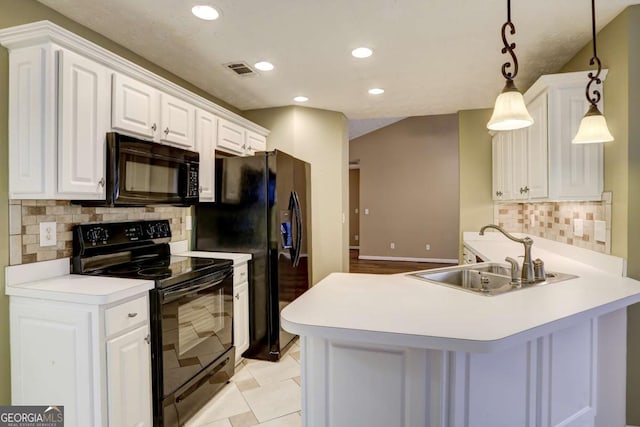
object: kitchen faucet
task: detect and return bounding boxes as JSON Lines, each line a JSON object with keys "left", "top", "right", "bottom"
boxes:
{"left": 479, "top": 224, "right": 536, "bottom": 284}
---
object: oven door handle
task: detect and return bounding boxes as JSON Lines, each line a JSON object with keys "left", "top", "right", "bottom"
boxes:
{"left": 161, "top": 270, "right": 231, "bottom": 303}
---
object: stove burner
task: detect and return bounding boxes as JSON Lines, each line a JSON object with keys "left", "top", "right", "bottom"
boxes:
{"left": 107, "top": 265, "right": 141, "bottom": 275}
{"left": 139, "top": 267, "right": 172, "bottom": 279}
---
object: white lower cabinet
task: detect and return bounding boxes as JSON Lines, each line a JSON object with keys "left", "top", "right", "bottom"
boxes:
{"left": 300, "top": 310, "right": 624, "bottom": 427}
{"left": 233, "top": 262, "right": 250, "bottom": 363}
{"left": 9, "top": 294, "right": 152, "bottom": 427}
{"left": 106, "top": 325, "right": 152, "bottom": 427}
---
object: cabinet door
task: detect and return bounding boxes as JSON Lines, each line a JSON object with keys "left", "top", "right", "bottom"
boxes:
{"left": 10, "top": 300, "right": 95, "bottom": 427}
{"left": 492, "top": 132, "right": 514, "bottom": 201}
{"left": 217, "top": 118, "right": 246, "bottom": 154}
{"left": 548, "top": 86, "right": 603, "bottom": 200}
{"left": 8, "top": 47, "right": 55, "bottom": 198}
{"left": 526, "top": 93, "right": 549, "bottom": 199}
{"left": 233, "top": 281, "right": 250, "bottom": 360}
{"left": 112, "top": 73, "right": 159, "bottom": 139}
{"left": 160, "top": 93, "right": 195, "bottom": 149}
{"left": 246, "top": 131, "right": 267, "bottom": 156}
{"left": 57, "top": 49, "right": 109, "bottom": 198}
{"left": 107, "top": 325, "right": 152, "bottom": 427}
{"left": 196, "top": 110, "right": 218, "bottom": 201}
{"left": 511, "top": 129, "right": 529, "bottom": 200}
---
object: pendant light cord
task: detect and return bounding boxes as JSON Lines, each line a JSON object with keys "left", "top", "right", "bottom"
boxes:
{"left": 586, "top": 0, "right": 602, "bottom": 105}
{"left": 500, "top": 0, "right": 518, "bottom": 81}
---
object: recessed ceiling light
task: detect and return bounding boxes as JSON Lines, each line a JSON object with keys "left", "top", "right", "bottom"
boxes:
{"left": 351, "top": 47, "right": 373, "bottom": 58}
{"left": 293, "top": 96, "right": 309, "bottom": 103}
{"left": 368, "top": 88, "right": 385, "bottom": 95}
{"left": 254, "top": 61, "right": 274, "bottom": 71}
{"left": 192, "top": 5, "right": 220, "bottom": 20}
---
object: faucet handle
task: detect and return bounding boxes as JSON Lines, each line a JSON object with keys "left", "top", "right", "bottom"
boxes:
{"left": 505, "top": 257, "right": 521, "bottom": 285}
{"left": 533, "top": 258, "right": 546, "bottom": 281}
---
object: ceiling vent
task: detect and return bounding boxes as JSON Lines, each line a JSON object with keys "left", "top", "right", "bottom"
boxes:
{"left": 225, "top": 62, "right": 257, "bottom": 77}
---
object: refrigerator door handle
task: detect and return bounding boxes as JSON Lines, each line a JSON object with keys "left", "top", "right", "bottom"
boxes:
{"left": 292, "top": 191, "right": 303, "bottom": 267}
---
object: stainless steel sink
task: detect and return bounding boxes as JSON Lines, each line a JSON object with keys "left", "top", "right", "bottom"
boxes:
{"left": 408, "top": 262, "right": 577, "bottom": 296}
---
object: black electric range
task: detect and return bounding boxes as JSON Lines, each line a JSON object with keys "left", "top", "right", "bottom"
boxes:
{"left": 72, "top": 220, "right": 236, "bottom": 426}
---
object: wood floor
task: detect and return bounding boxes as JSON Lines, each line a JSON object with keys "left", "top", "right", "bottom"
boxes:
{"left": 348, "top": 249, "right": 453, "bottom": 274}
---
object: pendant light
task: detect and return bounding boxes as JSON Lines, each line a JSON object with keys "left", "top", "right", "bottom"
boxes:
{"left": 572, "top": 0, "right": 614, "bottom": 144}
{"left": 487, "top": 0, "right": 534, "bottom": 131}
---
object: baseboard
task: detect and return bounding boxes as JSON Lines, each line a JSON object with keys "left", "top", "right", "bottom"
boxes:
{"left": 358, "top": 255, "right": 458, "bottom": 264}
{"left": 349, "top": 246, "right": 360, "bottom": 250}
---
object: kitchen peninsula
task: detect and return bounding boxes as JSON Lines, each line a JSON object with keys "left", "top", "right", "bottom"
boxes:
{"left": 281, "top": 232, "right": 640, "bottom": 426}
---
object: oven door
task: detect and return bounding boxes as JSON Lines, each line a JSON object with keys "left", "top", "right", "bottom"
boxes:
{"left": 158, "top": 267, "right": 234, "bottom": 399}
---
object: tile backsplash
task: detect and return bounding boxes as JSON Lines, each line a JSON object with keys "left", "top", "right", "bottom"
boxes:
{"left": 494, "top": 195, "right": 611, "bottom": 254}
{"left": 8, "top": 200, "right": 191, "bottom": 265}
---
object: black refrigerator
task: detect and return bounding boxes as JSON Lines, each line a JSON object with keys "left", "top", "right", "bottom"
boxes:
{"left": 195, "top": 150, "right": 311, "bottom": 361}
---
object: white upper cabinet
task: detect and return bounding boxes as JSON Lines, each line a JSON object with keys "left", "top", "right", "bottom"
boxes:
{"left": 57, "top": 49, "right": 110, "bottom": 198}
{"left": 159, "top": 93, "right": 195, "bottom": 149}
{"left": 112, "top": 74, "right": 195, "bottom": 149}
{"left": 246, "top": 131, "right": 267, "bottom": 156}
{"left": 217, "top": 118, "right": 246, "bottom": 155}
{"left": 0, "top": 20, "right": 269, "bottom": 200}
{"left": 111, "top": 73, "right": 159, "bottom": 139}
{"left": 195, "top": 109, "right": 218, "bottom": 202}
{"left": 6, "top": 44, "right": 110, "bottom": 199}
{"left": 492, "top": 70, "right": 605, "bottom": 202}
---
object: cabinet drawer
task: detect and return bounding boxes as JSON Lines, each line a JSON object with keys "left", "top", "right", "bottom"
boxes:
{"left": 234, "top": 263, "right": 248, "bottom": 286}
{"left": 105, "top": 296, "right": 148, "bottom": 336}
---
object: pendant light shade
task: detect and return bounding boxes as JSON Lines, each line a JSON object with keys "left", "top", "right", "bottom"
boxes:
{"left": 487, "top": 0, "right": 533, "bottom": 132}
{"left": 572, "top": 0, "right": 614, "bottom": 144}
{"left": 487, "top": 80, "right": 534, "bottom": 131}
{"left": 573, "top": 104, "right": 614, "bottom": 144}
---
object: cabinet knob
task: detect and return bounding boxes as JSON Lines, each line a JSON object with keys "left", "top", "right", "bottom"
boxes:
{"left": 98, "top": 178, "right": 105, "bottom": 188}
{"left": 242, "top": 144, "right": 246, "bottom": 149}
{"left": 524, "top": 186, "right": 530, "bottom": 193}
{"left": 164, "top": 127, "right": 170, "bottom": 135}
{"left": 151, "top": 123, "right": 157, "bottom": 131}
{"left": 199, "top": 186, "right": 203, "bottom": 193}
{"left": 128, "top": 312, "right": 138, "bottom": 318}
{"left": 496, "top": 191, "right": 502, "bottom": 197}
{"left": 144, "top": 334, "right": 150, "bottom": 344}
{"left": 235, "top": 293, "right": 240, "bottom": 300}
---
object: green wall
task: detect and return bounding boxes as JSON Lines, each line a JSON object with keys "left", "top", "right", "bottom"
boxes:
{"left": 457, "top": 109, "right": 494, "bottom": 260}
{"left": 0, "top": 0, "right": 242, "bottom": 404}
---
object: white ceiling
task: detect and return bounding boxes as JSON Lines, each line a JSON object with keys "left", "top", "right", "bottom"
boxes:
{"left": 38, "top": 0, "right": 638, "bottom": 119}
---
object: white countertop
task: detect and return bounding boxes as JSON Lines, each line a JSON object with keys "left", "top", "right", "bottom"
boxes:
{"left": 5, "top": 258, "right": 154, "bottom": 305}
{"left": 169, "top": 241, "right": 252, "bottom": 266}
{"left": 281, "top": 233, "right": 640, "bottom": 353}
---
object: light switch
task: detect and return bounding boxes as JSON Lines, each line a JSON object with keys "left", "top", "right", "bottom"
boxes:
{"left": 573, "top": 219, "right": 584, "bottom": 237}
{"left": 364, "top": 208, "right": 369, "bottom": 215}
{"left": 595, "top": 220, "right": 606, "bottom": 242}
{"left": 355, "top": 208, "right": 359, "bottom": 214}
{"left": 40, "top": 222, "right": 57, "bottom": 247}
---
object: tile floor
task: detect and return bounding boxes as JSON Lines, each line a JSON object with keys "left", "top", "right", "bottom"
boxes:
{"left": 186, "top": 340, "right": 302, "bottom": 427}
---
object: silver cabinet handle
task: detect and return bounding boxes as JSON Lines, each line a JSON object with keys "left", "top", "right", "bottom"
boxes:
{"left": 495, "top": 191, "right": 503, "bottom": 197}
{"left": 164, "top": 127, "right": 170, "bottom": 135}
{"left": 128, "top": 312, "right": 138, "bottom": 318}
{"left": 199, "top": 186, "right": 203, "bottom": 193}
{"left": 144, "top": 334, "right": 150, "bottom": 344}
{"left": 235, "top": 293, "right": 240, "bottom": 300}
{"left": 151, "top": 123, "right": 157, "bottom": 131}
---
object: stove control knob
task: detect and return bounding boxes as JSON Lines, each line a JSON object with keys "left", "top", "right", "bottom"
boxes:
{"left": 159, "top": 223, "right": 170, "bottom": 236}
{"left": 147, "top": 224, "right": 157, "bottom": 237}
{"left": 86, "top": 229, "right": 97, "bottom": 245}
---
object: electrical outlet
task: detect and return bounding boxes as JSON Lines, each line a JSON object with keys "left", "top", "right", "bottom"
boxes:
{"left": 355, "top": 235, "right": 359, "bottom": 241}
{"left": 364, "top": 208, "right": 369, "bottom": 215}
{"left": 40, "top": 222, "right": 57, "bottom": 247}
{"left": 355, "top": 208, "right": 359, "bottom": 214}
{"left": 594, "top": 220, "right": 606, "bottom": 242}
{"left": 574, "top": 219, "right": 584, "bottom": 237}
{"left": 185, "top": 215, "right": 192, "bottom": 231}
{"left": 425, "top": 244, "right": 431, "bottom": 251}
{"left": 390, "top": 242, "right": 395, "bottom": 250}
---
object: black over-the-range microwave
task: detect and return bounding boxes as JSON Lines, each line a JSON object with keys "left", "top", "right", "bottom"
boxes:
{"left": 76, "top": 132, "right": 200, "bottom": 207}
